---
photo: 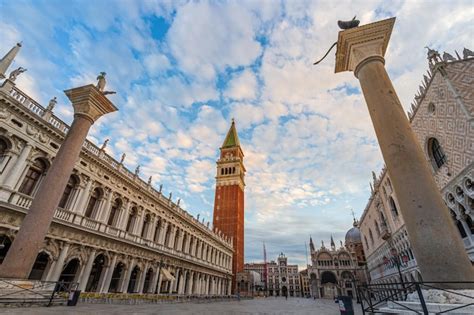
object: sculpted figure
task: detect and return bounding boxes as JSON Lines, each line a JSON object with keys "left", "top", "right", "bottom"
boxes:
{"left": 46, "top": 97, "right": 57, "bottom": 111}
{"left": 464, "top": 48, "right": 474, "bottom": 59}
{"left": 8, "top": 66, "right": 27, "bottom": 82}
{"left": 443, "top": 52, "right": 456, "bottom": 62}
{"left": 100, "top": 139, "right": 109, "bottom": 151}
{"left": 425, "top": 47, "right": 441, "bottom": 64}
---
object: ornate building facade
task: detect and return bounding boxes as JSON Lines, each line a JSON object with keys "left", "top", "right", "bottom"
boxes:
{"left": 245, "top": 253, "right": 301, "bottom": 297}
{"left": 0, "top": 63, "right": 233, "bottom": 295}
{"left": 212, "top": 120, "right": 245, "bottom": 289}
{"left": 308, "top": 234, "right": 368, "bottom": 299}
{"left": 358, "top": 49, "right": 474, "bottom": 285}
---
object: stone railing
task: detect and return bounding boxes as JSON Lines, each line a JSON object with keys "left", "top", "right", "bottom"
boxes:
{"left": 2, "top": 83, "right": 232, "bottom": 248}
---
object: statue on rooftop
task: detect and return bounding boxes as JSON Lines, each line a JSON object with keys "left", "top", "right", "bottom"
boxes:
{"left": 120, "top": 153, "right": 126, "bottom": 164}
{"left": 100, "top": 138, "right": 109, "bottom": 151}
{"left": 337, "top": 16, "right": 360, "bottom": 29}
{"left": 46, "top": 97, "right": 57, "bottom": 111}
{"left": 8, "top": 66, "right": 27, "bottom": 82}
{"left": 96, "top": 71, "right": 116, "bottom": 95}
{"left": 425, "top": 47, "right": 441, "bottom": 64}
{"left": 443, "top": 52, "right": 456, "bottom": 62}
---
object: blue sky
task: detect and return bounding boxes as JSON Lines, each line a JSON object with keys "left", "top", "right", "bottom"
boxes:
{"left": 1, "top": 0, "right": 473, "bottom": 268}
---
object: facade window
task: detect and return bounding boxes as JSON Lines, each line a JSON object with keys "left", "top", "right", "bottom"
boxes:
{"left": 374, "top": 221, "right": 381, "bottom": 236}
{"left": 0, "top": 139, "right": 8, "bottom": 164}
{"left": 389, "top": 197, "right": 399, "bottom": 217}
{"left": 18, "top": 159, "right": 47, "bottom": 196}
{"left": 369, "top": 229, "right": 374, "bottom": 245}
{"left": 164, "top": 225, "right": 172, "bottom": 247}
{"left": 58, "top": 175, "right": 78, "bottom": 209}
{"left": 174, "top": 229, "right": 180, "bottom": 250}
{"left": 428, "top": 138, "right": 446, "bottom": 169}
{"left": 85, "top": 187, "right": 102, "bottom": 218}
{"left": 153, "top": 219, "right": 161, "bottom": 242}
{"left": 107, "top": 198, "right": 122, "bottom": 226}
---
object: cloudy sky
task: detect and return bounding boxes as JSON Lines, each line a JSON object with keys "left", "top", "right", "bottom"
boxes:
{"left": 1, "top": 0, "right": 472, "bottom": 268}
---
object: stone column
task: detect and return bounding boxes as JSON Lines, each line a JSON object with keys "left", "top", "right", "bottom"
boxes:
{"left": 0, "top": 85, "right": 117, "bottom": 279}
{"left": 333, "top": 17, "right": 474, "bottom": 286}
{"left": 1, "top": 143, "right": 32, "bottom": 190}
{"left": 78, "top": 249, "right": 97, "bottom": 291}
{"left": 188, "top": 272, "right": 194, "bottom": 295}
{"left": 118, "top": 200, "right": 131, "bottom": 230}
{"left": 99, "top": 188, "right": 114, "bottom": 223}
{"left": 49, "top": 243, "right": 70, "bottom": 282}
{"left": 72, "top": 178, "right": 93, "bottom": 214}
{"left": 120, "top": 260, "right": 134, "bottom": 293}
{"left": 100, "top": 254, "right": 117, "bottom": 293}
{"left": 150, "top": 265, "right": 159, "bottom": 294}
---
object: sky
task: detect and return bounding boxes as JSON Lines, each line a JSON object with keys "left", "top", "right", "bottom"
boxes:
{"left": 1, "top": 0, "right": 473, "bottom": 268}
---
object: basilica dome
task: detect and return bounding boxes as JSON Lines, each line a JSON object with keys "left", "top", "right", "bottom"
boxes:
{"left": 345, "top": 223, "right": 362, "bottom": 244}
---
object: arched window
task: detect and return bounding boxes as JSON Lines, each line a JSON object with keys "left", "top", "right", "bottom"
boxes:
{"left": 19, "top": 158, "right": 48, "bottom": 196}
{"left": 58, "top": 175, "right": 78, "bottom": 209}
{"left": 126, "top": 207, "right": 138, "bottom": 233}
{"left": 428, "top": 138, "right": 446, "bottom": 169}
{"left": 369, "top": 229, "right": 374, "bottom": 245}
{"left": 0, "top": 138, "right": 9, "bottom": 164}
{"left": 181, "top": 233, "right": 187, "bottom": 252}
{"left": 107, "top": 198, "right": 122, "bottom": 226}
{"left": 141, "top": 214, "right": 151, "bottom": 238}
{"left": 389, "top": 197, "right": 399, "bottom": 217}
{"left": 85, "top": 187, "right": 102, "bottom": 218}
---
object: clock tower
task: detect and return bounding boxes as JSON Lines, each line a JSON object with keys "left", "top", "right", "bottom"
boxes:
{"left": 213, "top": 119, "right": 245, "bottom": 290}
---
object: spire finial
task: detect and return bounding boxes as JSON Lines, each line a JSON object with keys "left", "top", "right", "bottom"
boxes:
{"left": 351, "top": 208, "right": 356, "bottom": 222}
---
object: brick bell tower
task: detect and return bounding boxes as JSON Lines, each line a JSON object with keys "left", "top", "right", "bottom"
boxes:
{"left": 213, "top": 119, "right": 245, "bottom": 290}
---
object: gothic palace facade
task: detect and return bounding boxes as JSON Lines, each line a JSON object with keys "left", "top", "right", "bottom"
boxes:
{"left": 0, "top": 78, "right": 234, "bottom": 295}
{"left": 359, "top": 49, "right": 474, "bottom": 285}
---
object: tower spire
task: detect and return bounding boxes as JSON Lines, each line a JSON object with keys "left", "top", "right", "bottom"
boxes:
{"left": 330, "top": 235, "right": 336, "bottom": 250}
{"left": 222, "top": 119, "right": 241, "bottom": 148}
{"left": 309, "top": 235, "right": 315, "bottom": 252}
{"left": 0, "top": 43, "right": 22, "bottom": 79}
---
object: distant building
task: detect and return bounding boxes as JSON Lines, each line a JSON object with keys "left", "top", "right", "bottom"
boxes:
{"left": 236, "top": 270, "right": 263, "bottom": 297}
{"left": 308, "top": 235, "right": 368, "bottom": 299}
{"left": 299, "top": 268, "right": 310, "bottom": 298}
{"left": 358, "top": 50, "right": 474, "bottom": 285}
{"left": 245, "top": 252, "right": 301, "bottom": 297}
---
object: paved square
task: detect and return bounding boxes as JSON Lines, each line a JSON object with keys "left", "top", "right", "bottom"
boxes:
{"left": 2, "top": 297, "right": 363, "bottom": 314}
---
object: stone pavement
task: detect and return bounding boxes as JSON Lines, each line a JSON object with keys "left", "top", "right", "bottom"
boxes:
{"left": 1, "top": 297, "right": 363, "bottom": 314}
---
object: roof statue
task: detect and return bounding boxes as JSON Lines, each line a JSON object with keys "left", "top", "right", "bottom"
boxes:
{"left": 120, "top": 153, "right": 126, "bottom": 164}
{"left": 8, "top": 66, "right": 27, "bottom": 82}
{"left": 330, "top": 235, "right": 336, "bottom": 249}
{"left": 0, "top": 42, "right": 22, "bottom": 79}
{"left": 464, "top": 48, "right": 474, "bottom": 59}
{"left": 147, "top": 176, "right": 152, "bottom": 186}
{"left": 177, "top": 198, "right": 181, "bottom": 206}
{"left": 159, "top": 184, "right": 163, "bottom": 193}
{"left": 96, "top": 71, "right": 116, "bottom": 95}
{"left": 168, "top": 192, "right": 172, "bottom": 201}
{"left": 425, "top": 47, "right": 442, "bottom": 65}
{"left": 134, "top": 165, "right": 140, "bottom": 176}
{"left": 337, "top": 16, "right": 360, "bottom": 30}
{"left": 100, "top": 138, "right": 109, "bottom": 151}
{"left": 46, "top": 97, "right": 57, "bottom": 111}
{"left": 309, "top": 236, "right": 315, "bottom": 252}
{"left": 222, "top": 119, "right": 240, "bottom": 148}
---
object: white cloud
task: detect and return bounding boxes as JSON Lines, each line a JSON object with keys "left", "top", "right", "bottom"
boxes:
{"left": 225, "top": 69, "right": 258, "bottom": 100}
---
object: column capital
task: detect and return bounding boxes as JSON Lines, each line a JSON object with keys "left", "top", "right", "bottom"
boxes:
{"left": 335, "top": 17, "right": 395, "bottom": 74}
{"left": 64, "top": 84, "right": 118, "bottom": 123}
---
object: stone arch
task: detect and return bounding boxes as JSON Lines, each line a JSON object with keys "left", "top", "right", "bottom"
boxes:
{"left": 109, "top": 261, "right": 127, "bottom": 293}
{"left": 127, "top": 264, "right": 141, "bottom": 293}
{"left": 28, "top": 251, "right": 53, "bottom": 281}
{"left": 85, "top": 253, "right": 108, "bottom": 292}
{"left": 59, "top": 258, "right": 81, "bottom": 283}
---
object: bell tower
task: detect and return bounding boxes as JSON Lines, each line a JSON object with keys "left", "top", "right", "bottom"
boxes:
{"left": 213, "top": 119, "right": 245, "bottom": 289}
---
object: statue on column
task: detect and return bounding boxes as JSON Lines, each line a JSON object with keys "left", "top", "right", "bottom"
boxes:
{"left": 46, "top": 97, "right": 57, "bottom": 111}
{"left": 120, "top": 153, "right": 126, "bottom": 165}
{"left": 8, "top": 66, "right": 27, "bottom": 82}
{"left": 96, "top": 71, "right": 116, "bottom": 95}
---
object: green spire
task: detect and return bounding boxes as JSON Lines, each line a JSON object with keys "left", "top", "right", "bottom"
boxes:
{"left": 222, "top": 118, "right": 240, "bottom": 148}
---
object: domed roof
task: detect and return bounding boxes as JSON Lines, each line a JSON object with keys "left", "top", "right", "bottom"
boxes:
{"left": 345, "top": 222, "right": 362, "bottom": 244}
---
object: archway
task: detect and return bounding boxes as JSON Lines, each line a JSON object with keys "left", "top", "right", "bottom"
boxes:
{"left": 85, "top": 254, "right": 106, "bottom": 292}
{"left": 320, "top": 271, "right": 338, "bottom": 299}
{"left": 28, "top": 252, "right": 51, "bottom": 280}
{"left": 0, "top": 235, "right": 12, "bottom": 264}
{"left": 109, "top": 262, "right": 125, "bottom": 292}
{"left": 282, "top": 286, "right": 288, "bottom": 297}
{"left": 143, "top": 268, "right": 153, "bottom": 293}
{"left": 59, "top": 258, "right": 80, "bottom": 283}
{"left": 127, "top": 265, "right": 140, "bottom": 293}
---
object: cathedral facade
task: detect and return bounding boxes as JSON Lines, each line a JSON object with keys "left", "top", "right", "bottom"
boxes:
{"left": 358, "top": 49, "right": 474, "bottom": 285}
{"left": 0, "top": 69, "right": 233, "bottom": 295}
{"left": 307, "top": 233, "right": 368, "bottom": 299}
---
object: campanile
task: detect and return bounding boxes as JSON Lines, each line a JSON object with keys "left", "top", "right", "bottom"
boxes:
{"left": 213, "top": 119, "right": 245, "bottom": 288}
